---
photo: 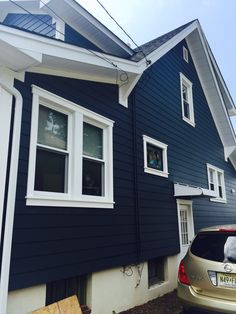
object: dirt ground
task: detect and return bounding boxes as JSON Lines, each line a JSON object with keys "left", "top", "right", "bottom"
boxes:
{"left": 118, "top": 290, "right": 183, "bottom": 314}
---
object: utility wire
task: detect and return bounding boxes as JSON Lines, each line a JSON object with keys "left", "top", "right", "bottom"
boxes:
{"left": 95, "top": 0, "right": 151, "bottom": 67}
{"left": 8, "top": 0, "right": 129, "bottom": 85}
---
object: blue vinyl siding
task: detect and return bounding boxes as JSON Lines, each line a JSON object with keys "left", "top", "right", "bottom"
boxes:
{"left": 134, "top": 39, "right": 236, "bottom": 262}
{"left": 11, "top": 74, "right": 137, "bottom": 290}
{"left": 64, "top": 24, "right": 102, "bottom": 52}
{"left": 3, "top": 14, "right": 55, "bottom": 37}
{"left": 9, "top": 38, "right": 236, "bottom": 291}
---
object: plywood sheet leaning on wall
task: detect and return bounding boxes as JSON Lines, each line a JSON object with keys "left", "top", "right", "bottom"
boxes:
{"left": 30, "top": 295, "right": 82, "bottom": 314}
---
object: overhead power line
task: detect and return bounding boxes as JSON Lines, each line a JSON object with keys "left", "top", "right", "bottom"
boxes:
{"left": 8, "top": 0, "right": 129, "bottom": 85}
{"left": 95, "top": 0, "right": 151, "bottom": 67}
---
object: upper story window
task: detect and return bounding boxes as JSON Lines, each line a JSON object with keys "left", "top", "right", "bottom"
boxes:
{"left": 180, "top": 73, "right": 195, "bottom": 127}
{"left": 27, "top": 85, "right": 114, "bottom": 208}
{"left": 143, "top": 135, "right": 168, "bottom": 178}
{"left": 207, "top": 164, "right": 226, "bottom": 203}
{"left": 183, "top": 46, "right": 189, "bottom": 63}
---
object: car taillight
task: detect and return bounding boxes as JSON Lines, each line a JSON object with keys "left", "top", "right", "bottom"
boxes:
{"left": 178, "top": 260, "right": 190, "bottom": 285}
{"left": 219, "top": 228, "right": 236, "bottom": 232}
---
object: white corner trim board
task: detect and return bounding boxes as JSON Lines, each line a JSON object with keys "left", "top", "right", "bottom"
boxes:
{"left": 0, "top": 80, "right": 22, "bottom": 314}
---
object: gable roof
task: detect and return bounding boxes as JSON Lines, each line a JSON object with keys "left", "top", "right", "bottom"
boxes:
{"left": 0, "top": 0, "right": 134, "bottom": 58}
{"left": 131, "top": 20, "right": 197, "bottom": 62}
{"left": 0, "top": 1, "right": 235, "bottom": 168}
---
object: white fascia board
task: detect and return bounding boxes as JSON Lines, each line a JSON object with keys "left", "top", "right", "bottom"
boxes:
{"left": 137, "top": 20, "right": 199, "bottom": 69}
{"left": 41, "top": 0, "right": 134, "bottom": 56}
{"left": 203, "top": 37, "right": 235, "bottom": 111}
{"left": 228, "top": 108, "right": 236, "bottom": 117}
{"left": 0, "top": 24, "right": 140, "bottom": 74}
{"left": 193, "top": 24, "right": 236, "bottom": 148}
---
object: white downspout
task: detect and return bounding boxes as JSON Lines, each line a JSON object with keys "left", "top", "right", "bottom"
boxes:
{"left": 0, "top": 81, "right": 22, "bottom": 314}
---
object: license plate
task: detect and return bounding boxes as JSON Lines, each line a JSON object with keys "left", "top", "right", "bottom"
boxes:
{"left": 218, "top": 273, "right": 236, "bottom": 287}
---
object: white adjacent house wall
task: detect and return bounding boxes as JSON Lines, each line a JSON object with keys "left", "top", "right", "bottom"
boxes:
{"left": 7, "top": 255, "right": 178, "bottom": 314}
{"left": 7, "top": 285, "right": 46, "bottom": 314}
{"left": 88, "top": 255, "right": 178, "bottom": 314}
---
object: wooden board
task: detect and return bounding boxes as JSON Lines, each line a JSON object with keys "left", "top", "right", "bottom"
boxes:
{"left": 58, "top": 295, "right": 82, "bottom": 314}
{"left": 31, "top": 303, "right": 60, "bottom": 314}
{"left": 30, "top": 296, "right": 82, "bottom": 314}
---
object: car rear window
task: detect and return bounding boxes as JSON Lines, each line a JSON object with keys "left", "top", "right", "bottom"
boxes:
{"left": 191, "top": 232, "right": 236, "bottom": 263}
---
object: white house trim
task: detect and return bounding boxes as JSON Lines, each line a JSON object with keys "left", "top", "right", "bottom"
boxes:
{"left": 26, "top": 85, "right": 114, "bottom": 208}
{"left": 40, "top": 0, "right": 134, "bottom": 56}
{"left": 0, "top": 73, "right": 23, "bottom": 314}
{"left": 143, "top": 135, "right": 169, "bottom": 178}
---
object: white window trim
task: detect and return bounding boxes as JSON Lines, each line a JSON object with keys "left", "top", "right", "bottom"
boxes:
{"left": 143, "top": 135, "right": 168, "bottom": 178}
{"left": 26, "top": 85, "right": 114, "bottom": 208}
{"left": 183, "top": 46, "right": 189, "bottom": 63}
{"left": 207, "top": 163, "right": 227, "bottom": 203}
{"left": 180, "top": 73, "right": 195, "bottom": 127}
{"left": 176, "top": 199, "right": 194, "bottom": 262}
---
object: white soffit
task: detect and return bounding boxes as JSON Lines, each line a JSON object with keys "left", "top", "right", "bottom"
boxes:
{"left": 40, "top": 0, "right": 133, "bottom": 58}
{"left": 174, "top": 183, "right": 217, "bottom": 198}
{"left": 0, "top": 38, "right": 41, "bottom": 71}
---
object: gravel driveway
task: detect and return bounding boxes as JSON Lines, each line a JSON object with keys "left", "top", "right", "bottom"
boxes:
{"left": 119, "top": 290, "right": 183, "bottom": 314}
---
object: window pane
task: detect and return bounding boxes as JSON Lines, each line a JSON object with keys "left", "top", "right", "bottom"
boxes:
{"left": 218, "top": 172, "right": 222, "bottom": 185}
{"left": 82, "top": 158, "right": 103, "bottom": 196}
{"left": 34, "top": 148, "right": 66, "bottom": 192}
{"left": 210, "top": 183, "right": 215, "bottom": 191}
{"left": 191, "top": 233, "right": 236, "bottom": 263}
{"left": 183, "top": 100, "right": 190, "bottom": 119}
{"left": 209, "top": 169, "right": 214, "bottom": 183}
{"left": 147, "top": 143, "right": 163, "bottom": 171}
{"left": 219, "top": 186, "right": 223, "bottom": 198}
{"left": 83, "top": 122, "right": 103, "bottom": 159}
{"left": 148, "top": 257, "right": 165, "bottom": 287}
{"left": 182, "top": 84, "right": 188, "bottom": 101}
{"left": 38, "top": 105, "right": 68, "bottom": 150}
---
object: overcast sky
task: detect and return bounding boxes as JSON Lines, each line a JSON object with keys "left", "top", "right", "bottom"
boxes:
{"left": 77, "top": 0, "right": 236, "bottom": 127}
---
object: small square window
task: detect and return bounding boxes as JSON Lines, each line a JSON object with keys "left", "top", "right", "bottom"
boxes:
{"left": 143, "top": 135, "right": 168, "bottom": 178}
{"left": 180, "top": 73, "right": 195, "bottom": 126}
{"left": 183, "top": 46, "right": 189, "bottom": 63}
{"left": 207, "top": 164, "right": 226, "bottom": 202}
{"left": 148, "top": 257, "right": 167, "bottom": 287}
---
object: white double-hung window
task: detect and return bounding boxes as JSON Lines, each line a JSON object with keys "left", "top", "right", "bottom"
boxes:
{"left": 207, "top": 164, "right": 226, "bottom": 202}
{"left": 180, "top": 73, "right": 195, "bottom": 126}
{"left": 26, "top": 85, "right": 114, "bottom": 208}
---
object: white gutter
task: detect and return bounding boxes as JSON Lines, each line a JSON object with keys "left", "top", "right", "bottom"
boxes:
{"left": 0, "top": 81, "right": 22, "bottom": 314}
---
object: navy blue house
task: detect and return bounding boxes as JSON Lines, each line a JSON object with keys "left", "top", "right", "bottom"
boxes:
{"left": 0, "top": 1, "right": 235, "bottom": 313}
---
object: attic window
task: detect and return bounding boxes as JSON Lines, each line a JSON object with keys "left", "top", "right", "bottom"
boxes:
{"left": 180, "top": 73, "right": 195, "bottom": 127}
{"left": 183, "top": 46, "right": 189, "bottom": 63}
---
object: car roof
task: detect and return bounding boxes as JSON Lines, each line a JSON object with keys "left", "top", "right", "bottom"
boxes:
{"left": 199, "top": 224, "right": 236, "bottom": 233}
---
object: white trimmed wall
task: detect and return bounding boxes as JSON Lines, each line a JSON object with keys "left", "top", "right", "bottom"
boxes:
{"left": 88, "top": 254, "right": 178, "bottom": 314}
{"left": 7, "top": 285, "right": 46, "bottom": 314}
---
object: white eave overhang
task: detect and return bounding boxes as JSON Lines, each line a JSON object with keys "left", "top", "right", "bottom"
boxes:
{"left": 174, "top": 183, "right": 217, "bottom": 198}
{"left": 40, "top": 0, "right": 134, "bottom": 58}
{"left": 0, "top": 23, "right": 143, "bottom": 106}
